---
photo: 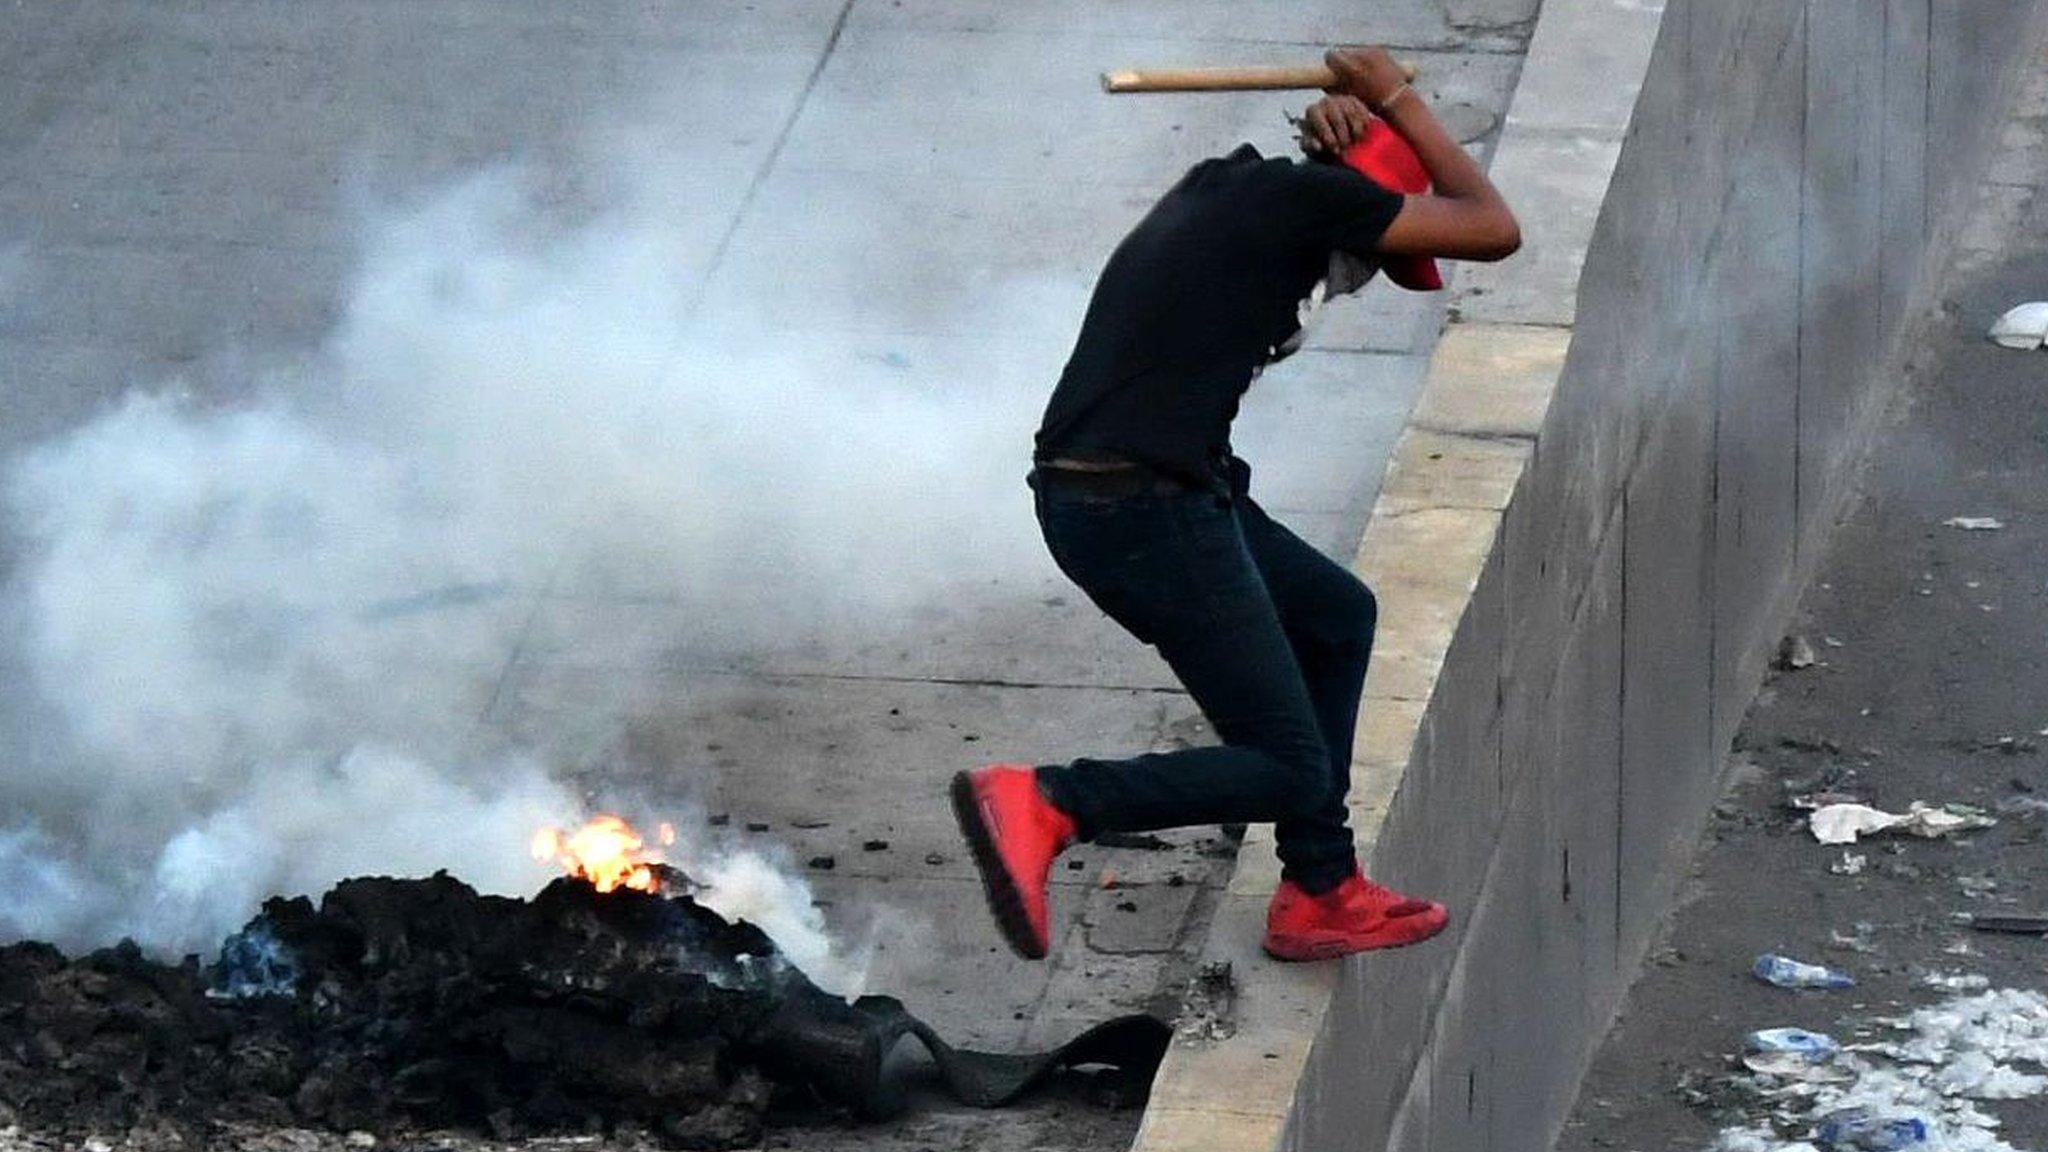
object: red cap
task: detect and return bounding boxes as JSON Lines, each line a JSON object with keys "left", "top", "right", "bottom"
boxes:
{"left": 1337, "top": 121, "right": 1442, "bottom": 292}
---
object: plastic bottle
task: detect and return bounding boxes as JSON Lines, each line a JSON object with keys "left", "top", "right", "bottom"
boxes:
{"left": 1744, "top": 1027, "right": 1841, "bottom": 1061}
{"left": 1754, "top": 952, "right": 1857, "bottom": 989}
{"left": 1814, "top": 1107, "right": 1930, "bottom": 1150}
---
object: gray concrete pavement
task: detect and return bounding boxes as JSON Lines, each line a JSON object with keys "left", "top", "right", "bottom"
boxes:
{"left": 1, "top": 1, "right": 1531, "bottom": 1144}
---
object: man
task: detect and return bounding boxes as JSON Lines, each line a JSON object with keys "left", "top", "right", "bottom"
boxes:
{"left": 952, "top": 47, "right": 1520, "bottom": 962}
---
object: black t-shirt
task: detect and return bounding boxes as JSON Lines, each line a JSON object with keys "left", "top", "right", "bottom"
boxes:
{"left": 1035, "top": 144, "right": 1404, "bottom": 488}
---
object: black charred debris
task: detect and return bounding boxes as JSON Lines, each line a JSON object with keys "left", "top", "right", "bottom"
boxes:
{"left": 0, "top": 871, "right": 1167, "bottom": 1149}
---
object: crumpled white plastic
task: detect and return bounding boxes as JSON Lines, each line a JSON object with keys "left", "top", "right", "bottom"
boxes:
{"left": 1934, "top": 1050, "right": 2048, "bottom": 1099}
{"left": 1989, "top": 301, "right": 2048, "bottom": 349}
{"left": 1716, "top": 986, "right": 2048, "bottom": 1152}
{"left": 1808, "top": 802, "right": 1996, "bottom": 845}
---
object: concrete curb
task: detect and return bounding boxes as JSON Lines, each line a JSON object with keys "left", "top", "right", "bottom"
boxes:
{"left": 1129, "top": 2, "right": 1661, "bottom": 1148}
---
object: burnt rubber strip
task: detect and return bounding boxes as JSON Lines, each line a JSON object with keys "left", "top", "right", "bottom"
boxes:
{"left": 757, "top": 984, "right": 1171, "bottom": 1119}
{"left": 1967, "top": 913, "right": 2048, "bottom": 935}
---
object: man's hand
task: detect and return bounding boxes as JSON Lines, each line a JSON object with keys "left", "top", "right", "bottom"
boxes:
{"left": 1298, "top": 94, "right": 1374, "bottom": 154}
{"left": 1324, "top": 46, "right": 1410, "bottom": 110}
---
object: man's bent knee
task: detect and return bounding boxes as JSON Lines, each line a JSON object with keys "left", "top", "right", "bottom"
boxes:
{"left": 1300, "top": 580, "right": 1377, "bottom": 659}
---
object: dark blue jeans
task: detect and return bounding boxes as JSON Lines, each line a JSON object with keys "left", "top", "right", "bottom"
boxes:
{"left": 1031, "top": 464, "right": 1375, "bottom": 895}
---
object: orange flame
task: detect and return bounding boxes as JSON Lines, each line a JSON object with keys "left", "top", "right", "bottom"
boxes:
{"left": 531, "top": 814, "right": 668, "bottom": 894}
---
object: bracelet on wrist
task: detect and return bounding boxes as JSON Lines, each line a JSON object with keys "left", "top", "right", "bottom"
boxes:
{"left": 1370, "top": 82, "right": 1416, "bottom": 116}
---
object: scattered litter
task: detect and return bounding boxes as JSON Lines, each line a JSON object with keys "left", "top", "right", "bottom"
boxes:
{"left": 1776, "top": 635, "right": 1820, "bottom": 671}
{"left": 1831, "top": 853, "right": 1869, "bottom": 876}
{"left": 1808, "top": 802, "right": 1997, "bottom": 845}
{"left": 1969, "top": 735, "right": 2038, "bottom": 756}
{"left": 1782, "top": 736, "right": 1844, "bottom": 755}
{"left": 1942, "top": 517, "right": 2006, "bottom": 531}
{"left": 923, "top": 851, "right": 947, "bottom": 866}
{"left": 1824, "top": 636, "right": 1845, "bottom": 648}
{"left": 1792, "top": 791, "right": 1867, "bottom": 812}
{"left": 1743, "top": 1050, "right": 1857, "bottom": 1082}
{"left": 1175, "top": 961, "right": 1238, "bottom": 1042}
{"left": 1814, "top": 1107, "right": 1929, "bottom": 1149}
{"left": 1715, "top": 985, "right": 2048, "bottom": 1152}
{"left": 1755, "top": 953, "right": 1857, "bottom": 990}
{"left": 1923, "top": 972, "right": 1992, "bottom": 993}
{"left": 1966, "top": 913, "right": 2048, "bottom": 936}
{"left": 1988, "top": 301, "right": 2048, "bottom": 349}
{"left": 1957, "top": 874, "right": 1999, "bottom": 900}
{"left": 1830, "top": 926, "right": 1878, "bottom": 954}
{"left": 1806, "top": 804, "right": 1901, "bottom": 844}
{"left": 1747, "top": 1027, "right": 1842, "bottom": 1060}
{"left": 1995, "top": 795, "right": 2048, "bottom": 818}
{"left": 1932, "top": 1051, "right": 2048, "bottom": 1100}
{"left": 1709, "top": 1134, "right": 1814, "bottom": 1152}
{"left": 1880, "top": 987, "right": 2048, "bottom": 1065}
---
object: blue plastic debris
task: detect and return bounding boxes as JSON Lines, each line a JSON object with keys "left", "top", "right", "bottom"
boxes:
{"left": 1754, "top": 953, "right": 1857, "bottom": 990}
{"left": 1815, "top": 1107, "right": 1929, "bottom": 1150}
{"left": 1744, "top": 1027, "right": 1842, "bottom": 1061}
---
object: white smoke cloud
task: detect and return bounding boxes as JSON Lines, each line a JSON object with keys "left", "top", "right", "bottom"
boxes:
{"left": 140, "top": 747, "right": 577, "bottom": 957}
{"left": 0, "top": 93, "right": 1081, "bottom": 981}
{"left": 691, "top": 845, "right": 857, "bottom": 989}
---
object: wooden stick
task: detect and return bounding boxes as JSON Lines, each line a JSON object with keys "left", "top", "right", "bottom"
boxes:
{"left": 1100, "top": 61, "right": 1418, "bottom": 94}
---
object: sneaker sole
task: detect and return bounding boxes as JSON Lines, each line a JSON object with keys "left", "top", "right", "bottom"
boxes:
{"left": 949, "top": 770, "right": 1049, "bottom": 960}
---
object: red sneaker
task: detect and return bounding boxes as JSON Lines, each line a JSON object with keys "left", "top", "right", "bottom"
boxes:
{"left": 950, "top": 764, "right": 1077, "bottom": 960}
{"left": 1262, "top": 869, "right": 1449, "bottom": 961}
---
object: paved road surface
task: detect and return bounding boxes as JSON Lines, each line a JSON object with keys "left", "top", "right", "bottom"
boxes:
{"left": 0, "top": 2, "right": 1533, "bottom": 1145}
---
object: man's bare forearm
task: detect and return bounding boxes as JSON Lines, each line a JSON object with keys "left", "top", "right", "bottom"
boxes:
{"left": 1317, "top": 46, "right": 1520, "bottom": 260}
{"left": 1324, "top": 48, "right": 1498, "bottom": 207}
{"left": 1375, "top": 89, "right": 1496, "bottom": 206}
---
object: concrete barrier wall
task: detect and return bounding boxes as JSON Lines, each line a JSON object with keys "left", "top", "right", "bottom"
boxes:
{"left": 1291, "top": 4, "right": 2045, "bottom": 1151}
